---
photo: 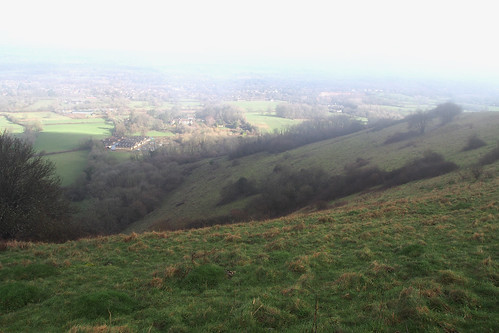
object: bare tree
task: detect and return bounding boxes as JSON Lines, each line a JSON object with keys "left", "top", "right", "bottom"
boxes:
{"left": 407, "top": 111, "right": 430, "bottom": 134}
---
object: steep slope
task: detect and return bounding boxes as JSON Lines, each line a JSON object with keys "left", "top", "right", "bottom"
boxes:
{"left": 128, "top": 112, "right": 499, "bottom": 232}
{"left": 1, "top": 164, "right": 497, "bottom": 332}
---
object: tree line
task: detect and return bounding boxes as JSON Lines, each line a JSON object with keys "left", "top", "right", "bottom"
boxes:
{"left": 229, "top": 116, "right": 364, "bottom": 158}
{"left": 219, "top": 151, "right": 459, "bottom": 219}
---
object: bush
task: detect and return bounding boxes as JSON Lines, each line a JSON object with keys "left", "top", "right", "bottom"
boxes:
{"left": 479, "top": 143, "right": 499, "bottom": 165}
{"left": 385, "top": 151, "right": 458, "bottom": 187}
{"left": 462, "top": 134, "right": 486, "bottom": 151}
{"left": 249, "top": 166, "right": 329, "bottom": 217}
{"left": 218, "top": 177, "right": 257, "bottom": 206}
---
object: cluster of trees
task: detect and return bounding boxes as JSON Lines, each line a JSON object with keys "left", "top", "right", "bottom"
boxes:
{"left": 219, "top": 151, "right": 458, "bottom": 219}
{"left": 407, "top": 102, "right": 463, "bottom": 134}
{"left": 111, "top": 108, "right": 176, "bottom": 137}
{"left": 196, "top": 104, "right": 254, "bottom": 130}
{"left": 385, "top": 102, "right": 463, "bottom": 144}
{"left": 230, "top": 116, "right": 364, "bottom": 158}
{"left": 66, "top": 145, "right": 185, "bottom": 235}
{"left": 275, "top": 103, "right": 328, "bottom": 119}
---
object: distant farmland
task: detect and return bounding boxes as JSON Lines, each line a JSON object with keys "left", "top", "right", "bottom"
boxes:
{"left": 0, "top": 111, "right": 115, "bottom": 185}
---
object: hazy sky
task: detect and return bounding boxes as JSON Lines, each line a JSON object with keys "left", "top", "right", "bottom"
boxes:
{"left": 1, "top": 0, "right": 497, "bottom": 78}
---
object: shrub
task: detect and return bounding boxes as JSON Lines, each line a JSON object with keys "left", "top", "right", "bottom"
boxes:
{"left": 385, "top": 151, "right": 458, "bottom": 187}
{"left": 479, "top": 143, "right": 499, "bottom": 165}
{"left": 462, "top": 134, "right": 486, "bottom": 151}
{"left": 218, "top": 177, "right": 257, "bottom": 206}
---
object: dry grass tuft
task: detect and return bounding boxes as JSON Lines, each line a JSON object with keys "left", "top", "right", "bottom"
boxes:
{"left": 471, "top": 232, "right": 484, "bottom": 241}
{"left": 370, "top": 261, "right": 395, "bottom": 274}
{"left": 149, "top": 277, "right": 163, "bottom": 289}
{"left": 263, "top": 227, "right": 281, "bottom": 239}
{"left": 288, "top": 256, "right": 310, "bottom": 273}
{"left": 122, "top": 232, "right": 138, "bottom": 243}
{"left": 438, "top": 270, "right": 467, "bottom": 285}
{"left": 265, "top": 239, "right": 285, "bottom": 251}
{"left": 482, "top": 256, "right": 493, "bottom": 266}
{"left": 317, "top": 216, "right": 334, "bottom": 223}
{"left": 224, "top": 233, "right": 242, "bottom": 242}
{"left": 69, "top": 325, "right": 132, "bottom": 333}
{"left": 334, "top": 272, "right": 365, "bottom": 289}
{"left": 127, "top": 241, "right": 149, "bottom": 252}
{"left": 146, "top": 231, "right": 169, "bottom": 239}
{"left": 0, "top": 240, "right": 33, "bottom": 250}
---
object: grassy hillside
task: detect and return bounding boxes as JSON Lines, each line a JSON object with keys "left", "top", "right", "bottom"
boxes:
{"left": 0, "top": 166, "right": 497, "bottom": 332}
{"left": 130, "top": 112, "right": 499, "bottom": 232}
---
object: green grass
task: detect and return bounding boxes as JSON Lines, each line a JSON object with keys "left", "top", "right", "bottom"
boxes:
{"left": 31, "top": 120, "right": 113, "bottom": 185}
{"left": 226, "top": 100, "right": 303, "bottom": 132}
{"left": 245, "top": 113, "right": 302, "bottom": 132}
{"left": 42, "top": 122, "right": 113, "bottom": 135}
{"left": 0, "top": 116, "right": 24, "bottom": 133}
{"left": 34, "top": 133, "right": 93, "bottom": 153}
{"left": 34, "top": 122, "right": 113, "bottom": 153}
{"left": 0, "top": 171, "right": 497, "bottom": 332}
{"left": 45, "top": 150, "right": 90, "bottom": 186}
{"left": 2, "top": 112, "right": 68, "bottom": 125}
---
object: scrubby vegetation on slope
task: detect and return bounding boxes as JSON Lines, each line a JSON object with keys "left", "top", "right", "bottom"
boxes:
{"left": 0, "top": 170, "right": 497, "bottom": 332}
{"left": 133, "top": 111, "right": 498, "bottom": 232}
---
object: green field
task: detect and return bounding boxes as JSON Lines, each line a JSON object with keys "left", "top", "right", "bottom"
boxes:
{"left": 31, "top": 120, "right": 113, "bottom": 183}
{"left": 34, "top": 122, "right": 113, "bottom": 153}
{"left": 245, "top": 113, "right": 302, "bottom": 132}
{"left": 226, "top": 100, "right": 302, "bottom": 132}
{"left": 2, "top": 111, "right": 70, "bottom": 125}
{"left": 0, "top": 116, "right": 24, "bottom": 133}
{"left": 45, "top": 150, "right": 90, "bottom": 186}
{"left": 1, "top": 112, "right": 108, "bottom": 126}
{"left": 0, "top": 170, "right": 497, "bottom": 332}
{"left": 41, "top": 121, "right": 113, "bottom": 135}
